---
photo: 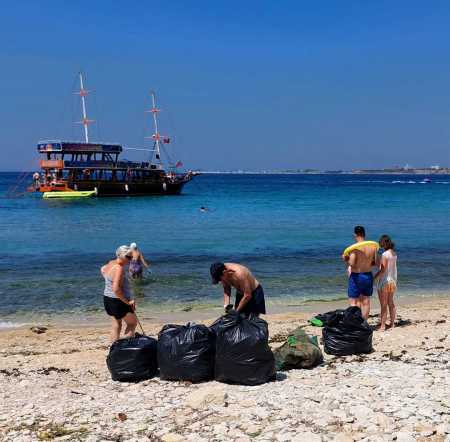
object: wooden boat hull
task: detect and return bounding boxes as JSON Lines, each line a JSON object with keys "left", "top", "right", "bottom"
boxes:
{"left": 68, "top": 179, "right": 188, "bottom": 196}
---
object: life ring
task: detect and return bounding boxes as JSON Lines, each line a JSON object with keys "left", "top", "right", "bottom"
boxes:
{"left": 343, "top": 240, "right": 379, "bottom": 257}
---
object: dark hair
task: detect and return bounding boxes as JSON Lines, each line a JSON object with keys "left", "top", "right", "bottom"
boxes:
{"left": 210, "top": 262, "right": 226, "bottom": 284}
{"left": 354, "top": 225, "right": 366, "bottom": 237}
{"left": 379, "top": 234, "right": 395, "bottom": 251}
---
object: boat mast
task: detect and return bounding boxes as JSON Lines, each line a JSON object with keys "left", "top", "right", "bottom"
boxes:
{"left": 75, "top": 72, "right": 94, "bottom": 143}
{"left": 146, "top": 91, "right": 163, "bottom": 167}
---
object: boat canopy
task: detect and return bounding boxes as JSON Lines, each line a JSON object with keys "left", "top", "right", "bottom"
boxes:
{"left": 37, "top": 140, "right": 122, "bottom": 154}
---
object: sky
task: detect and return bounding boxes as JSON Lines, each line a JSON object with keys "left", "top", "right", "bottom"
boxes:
{"left": 1, "top": 1, "right": 450, "bottom": 171}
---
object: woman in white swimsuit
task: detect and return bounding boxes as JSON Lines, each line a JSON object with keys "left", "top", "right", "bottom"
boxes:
{"left": 374, "top": 235, "right": 397, "bottom": 331}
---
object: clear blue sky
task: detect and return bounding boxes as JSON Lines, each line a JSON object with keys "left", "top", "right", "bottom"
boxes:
{"left": 1, "top": 1, "right": 450, "bottom": 171}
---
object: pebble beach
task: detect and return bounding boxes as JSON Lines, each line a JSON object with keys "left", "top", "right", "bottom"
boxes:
{"left": 1, "top": 297, "right": 449, "bottom": 442}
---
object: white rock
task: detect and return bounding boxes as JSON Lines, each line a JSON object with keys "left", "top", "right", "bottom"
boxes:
{"left": 437, "top": 423, "right": 450, "bottom": 435}
{"left": 244, "top": 424, "right": 262, "bottom": 436}
{"left": 332, "top": 434, "right": 354, "bottom": 442}
{"left": 350, "top": 405, "right": 374, "bottom": 421}
{"left": 185, "top": 386, "right": 227, "bottom": 409}
{"left": 292, "top": 432, "right": 322, "bottom": 442}
{"left": 394, "top": 432, "right": 415, "bottom": 442}
{"left": 161, "top": 433, "right": 184, "bottom": 442}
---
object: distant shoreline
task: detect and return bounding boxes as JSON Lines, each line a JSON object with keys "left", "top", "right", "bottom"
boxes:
{"left": 198, "top": 169, "right": 450, "bottom": 175}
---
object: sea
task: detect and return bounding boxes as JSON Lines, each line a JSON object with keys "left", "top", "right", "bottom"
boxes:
{"left": 1, "top": 172, "right": 450, "bottom": 327}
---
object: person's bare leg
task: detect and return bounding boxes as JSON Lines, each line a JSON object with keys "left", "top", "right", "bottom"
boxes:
{"left": 387, "top": 288, "right": 397, "bottom": 329}
{"left": 111, "top": 318, "right": 122, "bottom": 342}
{"left": 378, "top": 290, "right": 388, "bottom": 331}
{"left": 360, "top": 295, "right": 370, "bottom": 320}
{"left": 349, "top": 297, "right": 359, "bottom": 308}
{"left": 123, "top": 312, "right": 138, "bottom": 337}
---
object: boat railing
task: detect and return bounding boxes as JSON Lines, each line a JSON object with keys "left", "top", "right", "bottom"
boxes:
{"left": 63, "top": 160, "right": 155, "bottom": 169}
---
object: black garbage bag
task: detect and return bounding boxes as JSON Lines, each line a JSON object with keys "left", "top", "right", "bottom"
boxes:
{"left": 106, "top": 334, "right": 158, "bottom": 382}
{"left": 211, "top": 311, "right": 275, "bottom": 385}
{"left": 158, "top": 323, "right": 215, "bottom": 382}
{"left": 314, "top": 309, "right": 345, "bottom": 326}
{"left": 323, "top": 307, "right": 373, "bottom": 356}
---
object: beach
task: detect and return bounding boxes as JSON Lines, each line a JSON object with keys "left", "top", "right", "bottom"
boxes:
{"left": 1, "top": 296, "right": 449, "bottom": 442}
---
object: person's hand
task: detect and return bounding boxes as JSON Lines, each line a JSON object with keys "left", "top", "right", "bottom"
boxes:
{"left": 224, "top": 304, "right": 233, "bottom": 313}
{"left": 129, "top": 300, "right": 136, "bottom": 311}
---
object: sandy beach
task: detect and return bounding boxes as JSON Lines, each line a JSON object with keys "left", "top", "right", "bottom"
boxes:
{"left": 0, "top": 296, "right": 449, "bottom": 442}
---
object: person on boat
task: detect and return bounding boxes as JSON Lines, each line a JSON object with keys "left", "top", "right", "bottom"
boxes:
{"left": 128, "top": 242, "right": 150, "bottom": 279}
{"left": 210, "top": 262, "right": 266, "bottom": 317}
{"left": 342, "top": 226, "right": 377, "bottom": 319}
{"left": 32, "top": 172, "right": 41, "bottom": 190}
{"left": 101, "top": 245, "right": 137, "bottom": 342}
{"left": 374, "top": 235, "right": 398, "bottom": 331}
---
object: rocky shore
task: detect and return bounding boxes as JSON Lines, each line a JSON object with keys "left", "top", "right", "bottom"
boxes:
{"left": 0, "top": 298, "right": 449, "bottom": 442}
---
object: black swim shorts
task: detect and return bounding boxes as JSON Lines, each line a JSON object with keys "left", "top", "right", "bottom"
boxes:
{"left": 103, "top": 296, "right": 134, "bottom": 320}
{"left": 235, "top": 285, "right": 267, "bottom": 317}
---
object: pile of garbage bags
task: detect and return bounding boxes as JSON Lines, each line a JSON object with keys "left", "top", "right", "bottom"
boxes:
{"left": 106, "top": 307, "right": 372, "bottom": 384}
{"left": 106, "top": 312, "right": 275, "bottom": 385}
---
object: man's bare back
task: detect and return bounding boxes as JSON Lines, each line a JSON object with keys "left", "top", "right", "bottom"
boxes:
{"left": 222, "top": 263, "right": 259, "bottom": 293}
{"left": 348, "top": 245, "right": 377, "bottom": 273}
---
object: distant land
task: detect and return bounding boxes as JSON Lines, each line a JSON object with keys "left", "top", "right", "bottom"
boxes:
{"left": 200, "top": 166, "right": 450, "bottom": 175}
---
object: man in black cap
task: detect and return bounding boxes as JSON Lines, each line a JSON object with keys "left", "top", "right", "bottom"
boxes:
{"left": 210, "top": 262, "right": 266, "bottom": 317}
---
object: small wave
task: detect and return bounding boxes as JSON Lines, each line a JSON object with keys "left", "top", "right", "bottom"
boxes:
{"left": 436, "top": 181, "right": 449, "bottom": 184}
{"left": 0, "top": 321, "right": 27, "bottom": 329}
{"left": 392, "top": 180, "right": 405, "bottom": 184}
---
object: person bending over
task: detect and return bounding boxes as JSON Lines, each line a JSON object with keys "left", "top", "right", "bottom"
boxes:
{"left": 101, "top": 245, "right": 137, "bottom": 342}
{"left": 342, "top": 226, "right": 377, "bottom": 319}
{"left": 210, "top": 262, "right": 266, "bottom": 317}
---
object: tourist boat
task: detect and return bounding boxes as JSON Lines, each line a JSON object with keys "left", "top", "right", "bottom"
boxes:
{"left": 31, "top": 73, "right": 195, "bottom": 197}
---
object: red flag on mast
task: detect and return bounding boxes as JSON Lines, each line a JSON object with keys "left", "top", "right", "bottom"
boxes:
{"left": 175, "top": 161, "right": 183, "bottom": 168}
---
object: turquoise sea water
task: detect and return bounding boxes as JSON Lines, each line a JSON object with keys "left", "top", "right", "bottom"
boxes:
{"left": 1, "top": 172, "right": 450, "bottom": 325}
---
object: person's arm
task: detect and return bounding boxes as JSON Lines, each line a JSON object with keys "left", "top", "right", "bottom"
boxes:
{"left": 223, "top": 282, "right": 232, "bottom": 309}
{"left": 374, "top": 255, "right": 387, "bottom": 280}
{"left": 112, "top": 265, "right": 134, "bottom": 307}
{"left": 139, "top": 252, "right": 150, "bottom": 268}
{"left": 345, "top": 252, "right": 356, "bottom": 276}
{"left": 235, "top": 281, "right": 253, "bottom": 313}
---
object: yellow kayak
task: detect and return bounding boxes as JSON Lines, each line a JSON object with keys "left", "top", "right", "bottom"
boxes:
{"left": 43, "top": 190, "right": 96, "bottom": 199}
{"left": 343, "top": 240, "right": 379, "bottom": 256}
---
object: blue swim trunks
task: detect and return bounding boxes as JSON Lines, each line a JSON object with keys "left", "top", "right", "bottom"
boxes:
{"left": 348, "top": 272, "right": 373, "bottom": 298}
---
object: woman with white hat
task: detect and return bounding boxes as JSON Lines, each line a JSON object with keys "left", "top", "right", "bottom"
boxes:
{"left": 128, "top": 242, "right": 150, "bottom": 280}
{"left": 101, "top": 245, "right": 137, "bottom": 342}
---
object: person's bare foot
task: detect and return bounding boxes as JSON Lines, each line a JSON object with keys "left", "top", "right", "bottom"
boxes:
{"left": 379, "top": 326, "right": 386, "bottom": 332}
